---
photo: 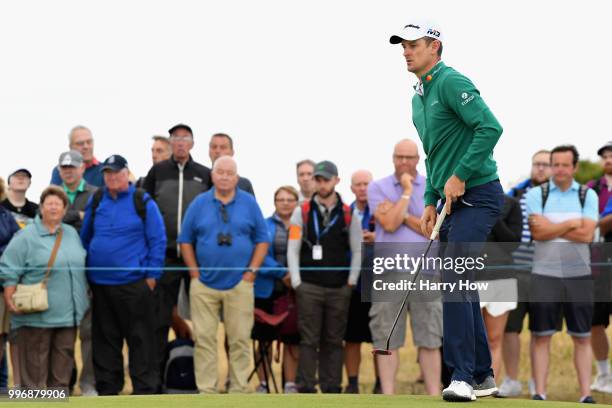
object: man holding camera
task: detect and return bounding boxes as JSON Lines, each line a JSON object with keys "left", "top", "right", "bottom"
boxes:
{"left": 178, "top": 156, "right": 269, "bottom": 393}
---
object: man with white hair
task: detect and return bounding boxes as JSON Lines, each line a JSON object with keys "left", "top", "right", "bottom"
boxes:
{"left": 179, "top": 156, "right": 269, "bottom": 393}
{"left": 51, "top": 126, "right": 104, "bottom": 187}
{"left": 344, "top": 169, "right": 377, "bottom": 393}
{"left": 81, "top": 154, "right": 167, "bottom": 395}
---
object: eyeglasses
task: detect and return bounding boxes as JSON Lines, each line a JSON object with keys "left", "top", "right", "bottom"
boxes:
{"left": 170, "top": 136, "right": 193, "bottom": 142}
{"left": 532, "top": 162, "right": 550, "bottom": 168}
{"left": 393, "top": 154, "right": 418, "bottom": 162}
{"left": 73, "top": 139, "right": 93, "bottom": 147}
{"left": 275, "top": 198, "right": 297, "bottom": 203}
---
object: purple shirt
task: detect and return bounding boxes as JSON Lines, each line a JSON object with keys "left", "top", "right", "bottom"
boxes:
{"left": 367, "top": 173, "right": 427, "bottom": 243}
{"left": 587, "top": 176, "right": 611, "bottom": 214}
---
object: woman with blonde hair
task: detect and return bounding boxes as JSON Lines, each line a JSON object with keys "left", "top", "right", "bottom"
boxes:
{"left": 253, "top": 186, "right": 300, "bottom": 393}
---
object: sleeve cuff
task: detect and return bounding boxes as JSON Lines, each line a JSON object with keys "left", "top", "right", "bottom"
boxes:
{"left": 454, "top": 163, "right": 473, "bottom": 182}
{"left": 2, "top": 278, "right": 18, "bottom": 287}
{"left": 424, "top": 192, "right": 440, "bottom": 207}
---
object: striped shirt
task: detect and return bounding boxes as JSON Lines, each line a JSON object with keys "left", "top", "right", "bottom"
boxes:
{"left": 507, "top": 179, "right": 534, "bottom": 265}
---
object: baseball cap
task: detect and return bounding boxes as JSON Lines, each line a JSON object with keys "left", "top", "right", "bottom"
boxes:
{"left": 58, "top": 150, "right": 84, "bottom": 168}
{"left": 313, "top": 161, "right": 338, "bottom": 179}
{"left": 168, "top": 123, "right": 193, "bottom": 136}
{"left": 389, "top": 22, "right": 444, "bottom": 44}
{"left": 101, "top": 155, "right": 128, "bottom": 172}
{"left": 8, "top": 168, "right": 32, "bottom": 181}
{"left": 597, "top": 141, "right": 612, "bottom": 156}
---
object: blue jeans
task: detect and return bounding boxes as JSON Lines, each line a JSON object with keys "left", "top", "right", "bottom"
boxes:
{"left": 438, "top": 180, "right": 504, "bottom": 384}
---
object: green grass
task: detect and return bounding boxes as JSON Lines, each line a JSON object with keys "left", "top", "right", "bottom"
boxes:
{"left": 0, "top": 394, "right": 606, "bottom": 408}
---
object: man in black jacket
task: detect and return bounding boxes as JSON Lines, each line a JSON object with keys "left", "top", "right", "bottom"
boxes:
{"left": 143, "top": 123, "right": 212, "bottom": 390}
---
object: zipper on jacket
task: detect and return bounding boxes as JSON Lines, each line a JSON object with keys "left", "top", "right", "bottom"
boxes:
{"left": 177, "top": 163, "right": 185, "bottom": 257}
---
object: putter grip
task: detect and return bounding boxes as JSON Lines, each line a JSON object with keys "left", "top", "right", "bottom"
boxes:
{"left": 429, "top": 207, "right": 447, "bottom": 241}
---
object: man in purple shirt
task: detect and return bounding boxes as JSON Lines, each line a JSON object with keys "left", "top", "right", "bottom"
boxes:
{"left": 367, "top": 139, "right": 443, "bottom": 395}
{"left": 588, "top": 142, "right": 612, "bottom": 214}
{"left": 588, "top": 141, "right": 612, "bottom": 394}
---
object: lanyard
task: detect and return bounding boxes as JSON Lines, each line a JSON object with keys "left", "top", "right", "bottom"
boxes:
{"left": 312, "top": 210, "right": 338, "bottom": 244}
{"left": 361, "top": 206, "right": 370, "bottom": 231}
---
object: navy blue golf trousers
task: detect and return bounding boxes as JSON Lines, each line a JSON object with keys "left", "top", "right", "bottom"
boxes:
{"left": 438, "top": 180, "right": 504, "bottom": 385}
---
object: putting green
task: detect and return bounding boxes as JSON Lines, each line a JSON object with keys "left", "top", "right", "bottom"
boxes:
{"left": 0, "top": 393, "right": 601, "bottom": 407}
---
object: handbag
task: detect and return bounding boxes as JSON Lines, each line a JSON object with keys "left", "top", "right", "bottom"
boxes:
{"left": 12, "top": 228, "right": 63, "bottom": 314}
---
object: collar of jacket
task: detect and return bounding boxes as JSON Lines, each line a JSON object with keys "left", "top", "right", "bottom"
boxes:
{"left": 33, "top": 215, "right": 62, "bottom": 237}
{"left": 170, "top": 154, "right": 194, "bottom": 168}
{"left": 414, "top": 60, "right": 446, "bottom": 94}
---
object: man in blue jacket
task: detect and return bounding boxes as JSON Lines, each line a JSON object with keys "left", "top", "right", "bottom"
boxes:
{"left": 81, "top": 155, "right": 167, "bottom": 395}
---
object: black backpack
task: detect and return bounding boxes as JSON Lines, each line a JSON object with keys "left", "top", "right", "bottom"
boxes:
{"left": 88, "top": 188, "right": 149, "bottom": 232}
{"left": 163, "top": 339, "right": 198, "bottom": 394}
{"left": 591, "top": 178, "right": 603, "bottom": 195}
{"left": 539, "top": 181, "right": 589, "bottom": 211}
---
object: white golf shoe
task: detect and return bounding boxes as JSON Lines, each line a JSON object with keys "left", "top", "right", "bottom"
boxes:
{"left": 496, "top": 377, "right": 522, "bottom": 397}
{"left": 591, "top": 373, "right": 612, "bottom": 394}
{"left": 442, "top": 380, "right": 476, "bottom": 402}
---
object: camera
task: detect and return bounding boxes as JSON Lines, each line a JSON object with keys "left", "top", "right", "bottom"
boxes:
{"left": 217, "top": 232, "right": 233, "bottom": 246}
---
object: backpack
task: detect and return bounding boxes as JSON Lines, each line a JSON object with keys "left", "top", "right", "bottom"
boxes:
{"left": 88, "top": 188, "right": 149, "bottom": 232}
{"left": 539, "top": 181, "right": 589, "bottom": 211}
{"left": 300, "top": 200, "right": 352, "bottom": 242}
{"left": 591, "top": 177, "right": 603, "bottom": 196}
{"left": 163, "top": 339, "right": 198, "bottom": 394}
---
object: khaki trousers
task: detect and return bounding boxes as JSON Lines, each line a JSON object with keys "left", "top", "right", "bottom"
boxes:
{"left": 190, "top": 278, "right": 254, "bottom": 393}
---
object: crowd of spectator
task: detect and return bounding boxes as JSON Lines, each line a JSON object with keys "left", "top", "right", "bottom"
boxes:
{"left": 0, "top": 124, "right": 611, "bottom": 404}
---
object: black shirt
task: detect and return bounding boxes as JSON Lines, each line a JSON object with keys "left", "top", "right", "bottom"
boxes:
{"left": 1, "top": 198, "right": 39, "bottom": 227}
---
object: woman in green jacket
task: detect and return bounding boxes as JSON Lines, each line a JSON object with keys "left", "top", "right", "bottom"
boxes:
{"left": 0, "top": 186, "right": 89, "bottom": 389}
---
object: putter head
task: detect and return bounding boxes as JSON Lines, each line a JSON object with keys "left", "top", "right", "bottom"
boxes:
{"left": 372, "top": 348, "right": 392, "bottom": 356}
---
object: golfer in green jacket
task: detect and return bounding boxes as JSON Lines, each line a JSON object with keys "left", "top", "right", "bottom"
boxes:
{"left": 390, "top": 22, "right": 505, "bottom": 402}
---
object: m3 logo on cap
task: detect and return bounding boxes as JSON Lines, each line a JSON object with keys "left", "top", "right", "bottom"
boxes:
{"left": 427, "top": 29, "right": 441, "bottom": 38}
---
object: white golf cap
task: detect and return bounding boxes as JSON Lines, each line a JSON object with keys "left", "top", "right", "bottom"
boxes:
{"left": 389, "top": 22, "right": 444, "bottom": 44}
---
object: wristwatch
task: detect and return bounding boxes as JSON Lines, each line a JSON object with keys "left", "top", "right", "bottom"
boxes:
{"left": 245, "top": 268, "right": 257, "bottom": 276}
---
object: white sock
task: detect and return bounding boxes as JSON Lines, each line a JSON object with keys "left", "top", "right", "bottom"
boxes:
{"left": 597, "top": 359, "right": 610, "bottom": 376}
{"left": 285, "top": 381, "right": 296, "bottom": 387}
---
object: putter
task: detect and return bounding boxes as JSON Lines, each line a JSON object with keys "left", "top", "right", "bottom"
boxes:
{"left": 372, "top": 203, "right": 448, "bottom": 356}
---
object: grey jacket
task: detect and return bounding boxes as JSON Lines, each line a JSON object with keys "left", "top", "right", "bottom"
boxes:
{"left": 63, "top": 183, "right": 97, "bottom": 233}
